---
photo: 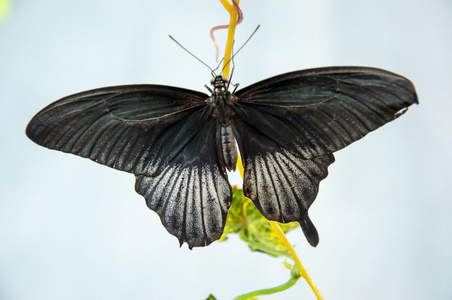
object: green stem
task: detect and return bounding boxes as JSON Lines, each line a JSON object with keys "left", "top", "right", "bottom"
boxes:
{"left": 234, "top": 277, "right": 299, "bottom": 300}
{"left": 239, "top": 230, "right": 293, "bottom": 260}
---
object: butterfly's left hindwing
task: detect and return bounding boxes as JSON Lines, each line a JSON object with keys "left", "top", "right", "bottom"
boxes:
{"left": 135, "top": 117, "right": 232, "bottom": 248}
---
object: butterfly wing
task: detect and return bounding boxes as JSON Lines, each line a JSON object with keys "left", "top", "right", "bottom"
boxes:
{"left": 26, "top": 85, "right": 232, "bottom": 248}
{"left": 233, "top": 115, "right": 335, "bottom": 247}
{"left": 135, "top": 119, "right": 232, "bottom": 248}
{"left": 27, "top": 84, "right": 209, "bottom": 176}
{"left": 233, "top": 66, "right": 418, "bottom": 246}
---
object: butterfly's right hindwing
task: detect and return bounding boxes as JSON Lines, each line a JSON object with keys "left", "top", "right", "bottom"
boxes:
{"left": 233, "top": 116, "right": 335, "bottom": 247}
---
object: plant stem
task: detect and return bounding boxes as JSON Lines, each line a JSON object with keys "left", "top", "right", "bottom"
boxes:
{"left": 269, "top": 222, "right": 324, "bottom": 300}
{"left": 219, "top": 0, "right": 240, "bottom": 79}
{"left": 233, "top": 277, "right": 299, "bottom": 300}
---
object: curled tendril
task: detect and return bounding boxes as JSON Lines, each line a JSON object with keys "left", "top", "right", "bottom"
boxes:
{"left": 209, "top": 0, "right": 243, "bottom": 62}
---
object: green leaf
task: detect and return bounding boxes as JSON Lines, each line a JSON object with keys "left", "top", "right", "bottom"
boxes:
{"left": 205, "top": 294, "right": 217, "bottom": 300}
{"left": 220, "top": 187, "right": 298, "bottom": 257}
{"left": 0, "top": 0, "right": 10, "bottom": 23}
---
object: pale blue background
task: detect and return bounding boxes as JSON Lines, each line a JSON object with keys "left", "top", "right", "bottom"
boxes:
{"left": 1, "top": 0, "right": 451, "bottom": 299}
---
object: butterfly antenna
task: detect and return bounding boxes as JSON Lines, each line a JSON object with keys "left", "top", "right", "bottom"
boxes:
{"left": 169, "top": 35, "right": 214, "bottom": 73}
{"left": 228, "top": 56, "right": 240, "bottom": 93}
{"left": 227, "top": 43, "right": 236, "bottom": 88}
{"left": 221, "top": 25, "right": 260, "bottom": 74}
{"left": 229, "top": 61, "right": 240, "bottom": 93}
{"left": 211, "top": 58, "right": 224, "bottom": 77}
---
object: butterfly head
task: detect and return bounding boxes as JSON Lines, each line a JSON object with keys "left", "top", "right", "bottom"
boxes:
{"left": 210, "top": 75, "right": 229, "bottom": 93}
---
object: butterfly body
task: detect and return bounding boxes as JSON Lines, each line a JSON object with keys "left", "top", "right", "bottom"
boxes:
{"left": 26, "top": 66, "right": 418, "bottom": 248}
{"left": 206, "top": 75, "right": 239, "bottom": 171}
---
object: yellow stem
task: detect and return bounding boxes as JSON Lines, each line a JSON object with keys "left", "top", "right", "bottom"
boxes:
{"left": 219, "top": 0, "right": 239, "bottom": 78}
{"left": 219, "top": 1, "right": 323, "bottom": 299}
{"left": 269, "top": 222, "right": 324, "bottom": 299}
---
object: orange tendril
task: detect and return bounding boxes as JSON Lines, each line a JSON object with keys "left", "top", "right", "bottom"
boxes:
{"left": 210, "top": 0, "right": 243, "bottom": 63}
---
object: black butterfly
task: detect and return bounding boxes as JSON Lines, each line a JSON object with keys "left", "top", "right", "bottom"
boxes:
{"left": 26, "top": 66, "right": 418, "bottom": 248}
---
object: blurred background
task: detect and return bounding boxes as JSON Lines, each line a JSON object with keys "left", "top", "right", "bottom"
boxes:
{"left": 1, "top": 0, "right": 451, "bottom": 299}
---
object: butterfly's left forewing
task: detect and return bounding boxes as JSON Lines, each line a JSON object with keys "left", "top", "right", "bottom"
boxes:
{"left": 26, "top": 84, "right": 210, "bottom": 176}
{"left": 26, "top": 85, "right": 232, "bottom": 248}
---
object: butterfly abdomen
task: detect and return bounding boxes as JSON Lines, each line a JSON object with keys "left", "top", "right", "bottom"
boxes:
{"left": 220, "top": 123, "right": 238, "bottom": 172}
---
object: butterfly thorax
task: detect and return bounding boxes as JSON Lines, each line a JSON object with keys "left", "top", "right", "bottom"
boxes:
{"left": 207, "top": 75, "right": 238, "bottom": 172}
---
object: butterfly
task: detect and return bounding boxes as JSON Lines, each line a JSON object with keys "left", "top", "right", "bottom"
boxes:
{"left": 26, "top": 66, "right": 418, "bottom": 248}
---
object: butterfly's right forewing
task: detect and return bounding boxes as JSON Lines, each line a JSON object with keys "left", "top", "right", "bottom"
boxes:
{"left": 233, "top": 66, "right": 418, "bottom": 246}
